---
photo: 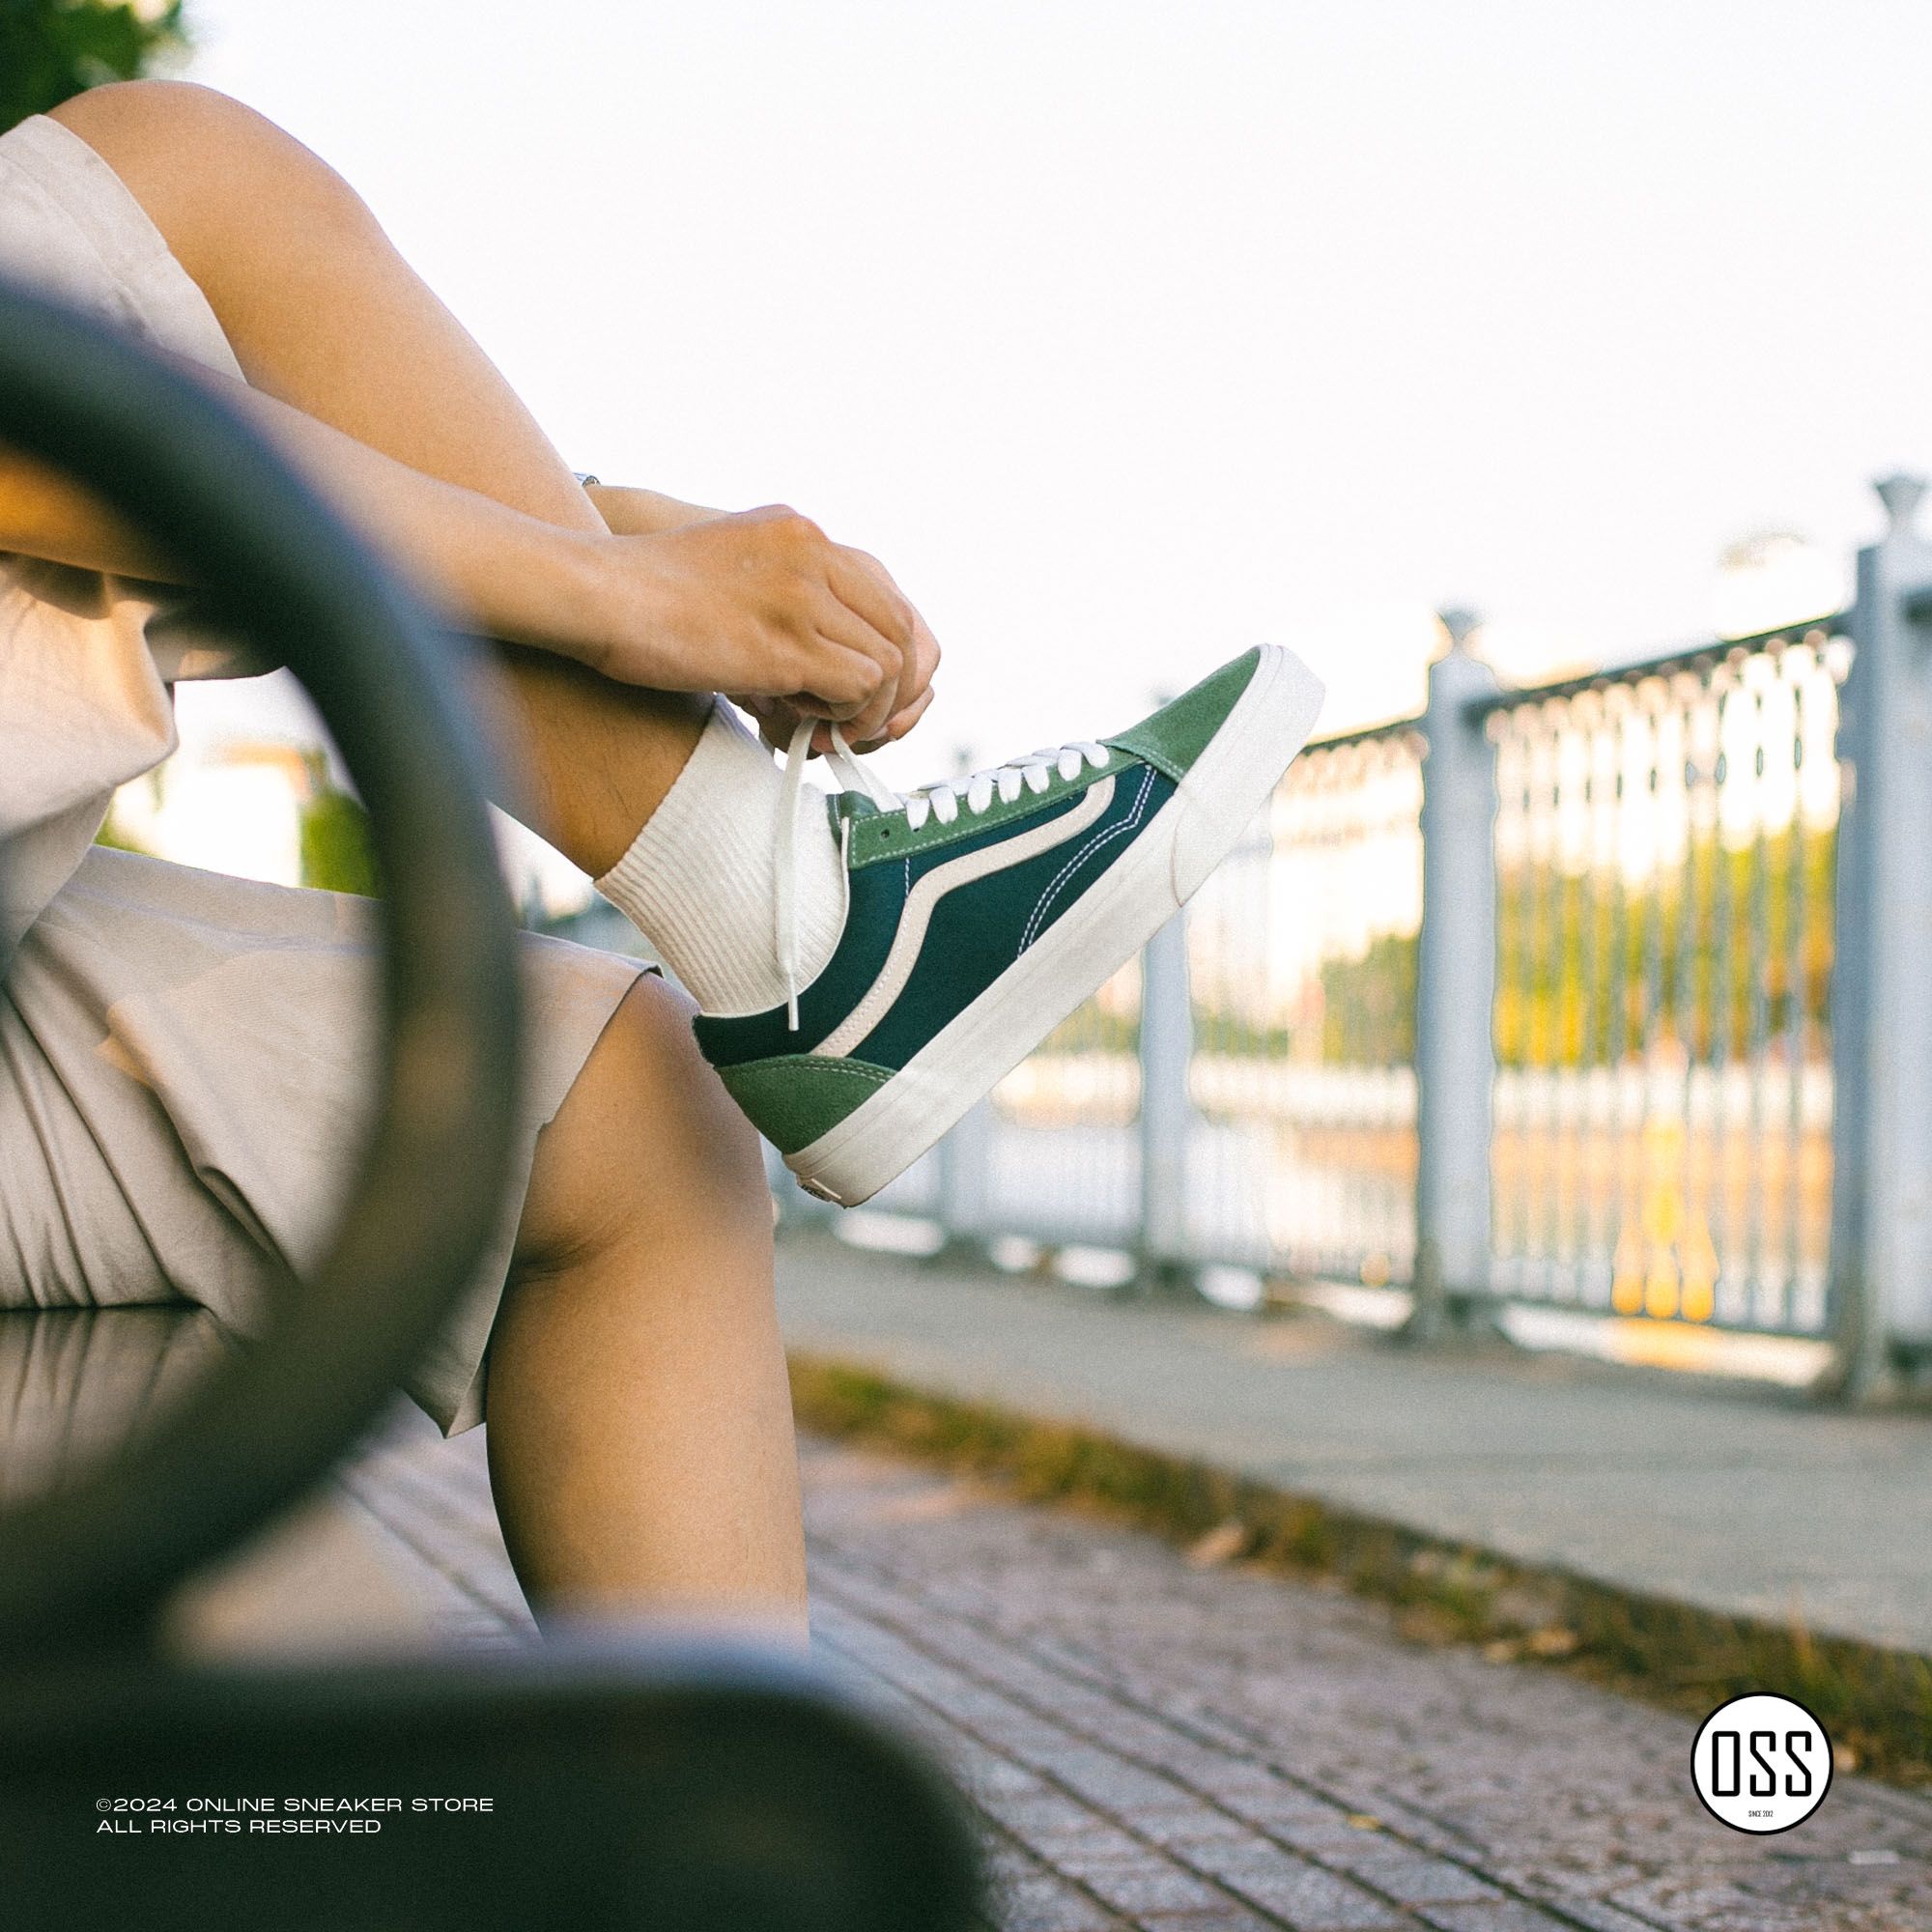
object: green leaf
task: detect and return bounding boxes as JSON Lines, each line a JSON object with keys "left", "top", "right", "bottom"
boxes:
{"left": 0, "top": 1, "right": 193, "bottom": 134}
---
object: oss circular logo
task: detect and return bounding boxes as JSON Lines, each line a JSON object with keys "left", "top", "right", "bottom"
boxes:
{"left": 1690, "top": 1692, "right": 1833, "bottom": 1833}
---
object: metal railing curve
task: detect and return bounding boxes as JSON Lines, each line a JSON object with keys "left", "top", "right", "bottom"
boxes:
{"left": 0, "top": 273, "right": 523, "bottom": 1645}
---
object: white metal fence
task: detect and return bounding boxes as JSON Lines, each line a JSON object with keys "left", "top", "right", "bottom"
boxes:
{"left": 771, "top": 478, "right": 1932, "bottom": 1388}
{"left": 1482, "top": 629, "right": 1845, "bottom": 1335}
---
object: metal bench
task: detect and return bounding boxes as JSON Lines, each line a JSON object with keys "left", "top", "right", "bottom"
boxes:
{"left": 0, "top": 275, "right": 980, "bottom": 1931}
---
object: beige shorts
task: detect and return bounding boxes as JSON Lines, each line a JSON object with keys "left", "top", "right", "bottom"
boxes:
{"left": 1, "top": 848, "right": 644, "bottom": 1435}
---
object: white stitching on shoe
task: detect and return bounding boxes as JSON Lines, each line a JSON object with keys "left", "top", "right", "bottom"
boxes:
{"left": 1018, "top": 763, "right": 1155, "bottom": 952}
{"left": 777, "top": 724, "right": 1111, "bottom": 1031}
{"left": 809, "top": 779, "right": 1116, "bottom": 1061}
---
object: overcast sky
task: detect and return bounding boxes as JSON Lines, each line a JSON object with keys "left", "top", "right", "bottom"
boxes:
{"left": 185, "top": 0, "right": 1932, "bottom": 777}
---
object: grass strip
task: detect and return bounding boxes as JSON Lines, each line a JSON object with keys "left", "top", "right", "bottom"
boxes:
{"left": 789, "top": 1350, "right": 1932, "bottom": 1789}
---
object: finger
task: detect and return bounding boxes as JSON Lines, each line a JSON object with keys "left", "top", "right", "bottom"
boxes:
{"left": 826, "top": 547, "right": 917, "bottom": 659}
{"left": 887, "top": 682, "right": 936, "bottom": 740}
{"left": 780, "top": 640, "right": 888, "bottom": 730}
{"left": 870, "top": 611, "right": 930, "bottom": 729}
{"left": 758, "top": 704, "right": 834, "bottom": 758}
{"left": 736, "top": 695, "right": 806, "bottom": 754}
{"left": 806, "top": 598, "right": 902, "bottom": 742}
{"left": 848, "top": 681, "right": 936, "bottom": 754}
{"left": 837, "top": 552, "right": 931, "bottom": 723}
{"left": 900, "top": 615, "right": 940, "bottom": 716}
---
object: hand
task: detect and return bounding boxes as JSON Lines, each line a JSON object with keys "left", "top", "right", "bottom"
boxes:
{"left": 736, "top": 548, "right": 939, "bottom": 755}
{"left": 589, "top": 504, "right": 924, "bottom": 747}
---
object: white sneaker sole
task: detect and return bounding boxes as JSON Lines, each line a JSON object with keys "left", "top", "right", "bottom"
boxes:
{"left": 787, "top": 644, "right": 1326, "bottom": 1207}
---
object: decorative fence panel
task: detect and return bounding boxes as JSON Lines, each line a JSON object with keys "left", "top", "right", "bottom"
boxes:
{"left": 1484, "top": 630, "right": 1846, "bottom": 1335}
{"left": 1180, "top": 726, "right": 1422, "bottom": 1284}
{"left": 764, "top": 482, "right": 1932, "bottom": 1385}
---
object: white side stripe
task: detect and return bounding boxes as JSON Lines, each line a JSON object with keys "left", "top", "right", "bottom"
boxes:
{"left": 811, "top": 777, "right": 1116, "bottom": 1060}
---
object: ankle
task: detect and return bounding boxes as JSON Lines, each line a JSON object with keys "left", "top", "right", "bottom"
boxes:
{"left": 493, "top": 647, "right": 708, "bottom": 878}
{"left": 595, "top": 698, "right": 847, "bottom": 1014}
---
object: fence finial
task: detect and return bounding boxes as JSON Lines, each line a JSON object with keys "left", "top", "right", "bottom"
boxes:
{"left": 1874, "top": 473, "right": 1927, "bottom": 536}
{"left": 1437, "top": 608, "right": 1481, "bottom": 656}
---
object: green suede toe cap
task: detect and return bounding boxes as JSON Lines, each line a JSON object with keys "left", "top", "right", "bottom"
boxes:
{"left": 1105, "top": 646, "right": 1262, "bottom": 781}
{"left": 714, "top": 1053, "right": 894, "bottom": 1156}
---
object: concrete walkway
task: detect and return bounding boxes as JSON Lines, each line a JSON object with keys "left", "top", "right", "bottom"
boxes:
{"left": 773, "top": 1233, "right": 1932, "bottom": 1659}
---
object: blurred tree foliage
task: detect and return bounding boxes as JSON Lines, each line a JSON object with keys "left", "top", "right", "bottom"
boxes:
{"left": 1175, "top": 814, "right": 1839, "bottom": 1075}
{"left": 1492, "top": 822, "right": 1835, "bottom": 1068}
{"left": 1, "top": 0, "right": 191, "bottom": 134}
{"left": 1302, "top": 820, "right": 1838, "bottom": 1072}
{"left": 1321, "top": 930, "right": 1417, "bottom": 1065}
{"left": 1038, "top": 1001, "right": 1139, "bottom": 1057}
{"left": 298, "top": 756, "right": 382, "bottom": 897}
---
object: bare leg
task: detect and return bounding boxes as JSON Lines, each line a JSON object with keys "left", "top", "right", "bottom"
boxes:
{"left": 49, "top": 81, "right": 807, "bottom": 1623}
{"left": 52, "top": 79, "right": 706, "bottom": 875}
{"left": 498, "top": 975, "right": 806, "bottom": 1634}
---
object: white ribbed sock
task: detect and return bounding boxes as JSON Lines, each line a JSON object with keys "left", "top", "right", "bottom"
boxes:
{"left": 595, "top": 697, "right": 847, "bottom": 1016}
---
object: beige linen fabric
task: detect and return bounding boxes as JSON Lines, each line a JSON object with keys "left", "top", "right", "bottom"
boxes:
{"left": 0, "top": 114, "right": 645, "bottom": 1432}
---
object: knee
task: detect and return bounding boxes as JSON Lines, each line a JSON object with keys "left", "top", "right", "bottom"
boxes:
{"left": 518, "top": 974, "right": 773, "bottom": 1275}
{"left": 48, "top": 81, "right": 380, "bottom": 276}
{"left": 45, "top": 77, "right": 226, "bottom": 143}
{"left": 591, "top": 976, "right": 771, "bottom": 1214}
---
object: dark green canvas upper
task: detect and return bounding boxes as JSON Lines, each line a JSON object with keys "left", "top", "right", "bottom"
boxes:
{"left": 696, "top": 758, "right": 1175, "bottom": 1076}
{"left": 696, "top": 648, "right": 1263, "bottom": 1154}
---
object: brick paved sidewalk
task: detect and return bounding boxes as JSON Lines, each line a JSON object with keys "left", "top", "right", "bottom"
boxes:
{"left": 183, "top": 1413, "right": 1932, "bottom": 1932}
{"left": 804, "top": 1439, "right": 1932, "bottom": 1932}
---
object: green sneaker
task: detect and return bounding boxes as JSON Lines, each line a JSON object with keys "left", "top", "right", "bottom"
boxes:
{"left": 696, "top": 644, "right": 1324, "bottom": 1206}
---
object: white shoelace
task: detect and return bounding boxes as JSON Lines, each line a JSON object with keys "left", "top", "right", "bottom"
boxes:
{"left": 773, "top": 716, "right": 1112, "bottom": 1029}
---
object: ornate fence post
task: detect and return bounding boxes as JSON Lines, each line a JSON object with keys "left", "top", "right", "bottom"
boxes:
{"left": 1138, "top": 914, "right": 1194, "bottom": 1285}
{"left": 1826, "top": 475, "right": 1932, "bottom": 1396}
{"left": 1406, "top": 611, "right": 1503, "bottom": 1341}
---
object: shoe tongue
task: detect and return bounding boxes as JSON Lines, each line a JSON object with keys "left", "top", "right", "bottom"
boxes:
{"left": 830, "top": 790, "right": 889, "bottom": 827}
